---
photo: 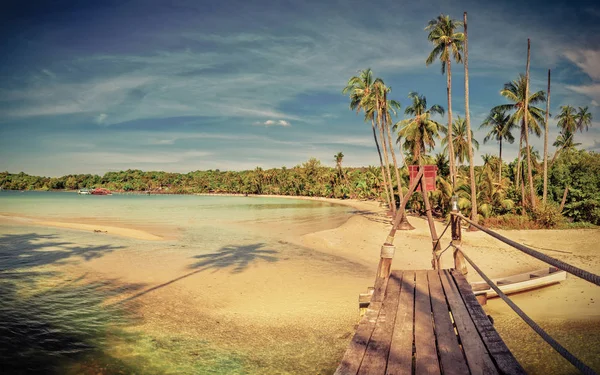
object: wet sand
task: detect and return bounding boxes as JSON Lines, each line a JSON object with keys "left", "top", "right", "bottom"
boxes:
{"left": 2, "top": 197, "right": 600, "bottom": 373}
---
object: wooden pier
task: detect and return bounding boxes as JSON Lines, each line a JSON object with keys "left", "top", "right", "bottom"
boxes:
{"left": 335, "top": 166, "right": 599, "bottom": 375}
{"left": 335, "top": 269, "right": 523, "bottom": 375}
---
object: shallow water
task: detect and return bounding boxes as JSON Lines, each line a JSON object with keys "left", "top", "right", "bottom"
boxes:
{"left": 0, "top": 192, "right": 362, "bottom": 374}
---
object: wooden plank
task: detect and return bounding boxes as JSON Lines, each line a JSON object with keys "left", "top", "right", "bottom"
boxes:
{"left": 358, "top": 271, "right": 403, "bottom": 374}
{"left": 428, "top": 270, "right": 470, "bottom": 375}
{"left": 440, "top": 269, "right": 498, "bottom": 375}
{"left": 386, "top": 271, "right": 415, "bottom": 375}
{"left": 414, "top": 270, "right": 441, "bottom": 374}
{"left": 335, "top": 301, "right": 382, "bottom": 375}
{"left": 452, "top": 270, "right": 526, "bottom": 375}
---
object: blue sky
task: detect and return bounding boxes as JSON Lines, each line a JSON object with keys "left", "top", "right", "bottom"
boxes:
{"left": 1, "top": 0, "right": 599, "bottom": 176}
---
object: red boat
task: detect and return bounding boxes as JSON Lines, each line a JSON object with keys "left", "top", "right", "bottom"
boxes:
{"left": 90, "top": 188, "right": 112, "bottom": 195}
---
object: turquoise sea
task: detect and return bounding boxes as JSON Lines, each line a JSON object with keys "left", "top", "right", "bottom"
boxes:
{"left": 0, "top": 191, "right": 368, "bottom": 374}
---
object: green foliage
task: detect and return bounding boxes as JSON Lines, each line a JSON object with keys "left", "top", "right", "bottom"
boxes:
{"left": 531, "top": 203, "right": 565, "bottom": 228}
{"left": 547, "top": 150, "right": 600, "bottom": 225}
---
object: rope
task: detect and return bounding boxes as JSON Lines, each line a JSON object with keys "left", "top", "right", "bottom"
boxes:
{"left": 433, "top": 219, "right": 452, "bottom": 250}
{"left": 456, "top": 246, "right": 598, "bottom": 375}
{"left": 451, "top": 213, "right": 600, "bottom": 287}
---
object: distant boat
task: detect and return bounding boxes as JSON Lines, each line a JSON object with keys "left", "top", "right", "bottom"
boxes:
{"left": 470, "top": 267, "right": 567, "bottom": 299}
{"left": 79, "top": 188, "right": 112, "bottom": 195}
{"left": 90, "top": 188, "right": 112, "bottom": 195}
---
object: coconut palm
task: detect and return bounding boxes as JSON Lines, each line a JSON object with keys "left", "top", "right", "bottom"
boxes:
{"left": 575, "top": 106, "right": 593, "bottom": 133}
{"left": 395, "top": 92, "right": 445, "bottom": 164}
{"left": 343, "top": 69, "right": 394, "bottom": 213}
{"left": 556, "top": 105, "right": 578, "bottom": 134}
{"left": 425, "top": 14, "right": 464, "bottom": 188}
{"left": 492, "top": 73, "right": 546, "bottom": 202}
{"left": 373, "top": 79, "right": 405, "bottom": 203}
{"left": 441, "top": 116, "right": 479, "bottom": 166}
{"left": 480, "top": 108, "right": 517, "bottom": 183}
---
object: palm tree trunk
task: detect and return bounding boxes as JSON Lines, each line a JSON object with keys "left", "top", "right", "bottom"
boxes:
{"left": 371, "top": 119, "right": 392, "bottom": 212}
{"left": 446, "top": 50, "right": 456, "bottom": 190}
{"left": 377, "top": 111, "right": 397, "bottom": 216}
{"left": 385, "top": 114, "right": 404, "bottom": 202}
{"left": 499, "top": 138, "right": 503, "bottom": 184}
{"left": 524, "top": 38, "right": 536, "bottom": 209}
{"left": 464, "top": 12, "right": 477, "bottom": 227}
{"left": 516, "top": 131, "right": 523, "bottom": 200}
{"left": 543, "top": 69, "right": 551, "bottom": 205}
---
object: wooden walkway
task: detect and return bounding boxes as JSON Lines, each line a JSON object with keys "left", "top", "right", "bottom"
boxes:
{"left": 335, "top": 269, "right": 525, "bottom": 375}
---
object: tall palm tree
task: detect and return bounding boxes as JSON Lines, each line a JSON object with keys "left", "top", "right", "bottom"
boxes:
{"left": 480, "top": 108, "right": 516, "bottom": 183}
{"left": 334, "top": 152, "right": 347, "bottom": 184}
{"left": 343, "top": 69, "right": 394, "bottom": 214}
{"left": 575, "top": 106, "right": 593, "bottom": 133}
{"left": 463, "top": 11, "right": 477, "bottom": 227}
{"left": 374, "top": 80, "right": 405, "bottom": 203}
{"left": 441, "top": 116, "right": 479, "bottom": 166}
{"left": 543, "top": 69, "right": 551, "bottom": 205}
{"left": 425, "top": 14, "right": 464, "bottom": 189}
{"left": 395, "top": 92, "right": 445, "bottom": 164}
{"left": 492, "top": 73, "right": 546, "bottom": 203}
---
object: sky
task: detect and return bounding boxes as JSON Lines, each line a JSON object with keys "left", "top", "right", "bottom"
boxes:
{"left": 1, "top": 0, "right": 599, "bottom": 177}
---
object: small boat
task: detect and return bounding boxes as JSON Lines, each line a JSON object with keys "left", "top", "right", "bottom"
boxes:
{"left": 470, "top": 267, "right": 567, "bottom": 299}
{"left": 90, "top": 188, "right": 112, "bottom": 196}
{"left": 78, "top": 189, "right": 91, "bottom": 195}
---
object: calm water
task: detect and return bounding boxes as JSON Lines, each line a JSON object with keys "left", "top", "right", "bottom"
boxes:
{"left": 0, "top": 191, "right": 356, "bottom": 374}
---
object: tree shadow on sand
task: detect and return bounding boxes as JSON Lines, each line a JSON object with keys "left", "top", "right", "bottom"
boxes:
{"left": 0, "top": 232, "right": 148, "bottom": 374}
{"left": 116, "top": 243, "right": 279, "bottom": 305}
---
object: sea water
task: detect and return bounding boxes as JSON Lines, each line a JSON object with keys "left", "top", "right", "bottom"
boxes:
{"left": 0, "top": 191, "right": 359, "bottom": 374}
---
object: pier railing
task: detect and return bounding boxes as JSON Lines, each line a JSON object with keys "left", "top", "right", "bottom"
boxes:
{"left": 440, "top": 209, "right": 600, "bottom": 375}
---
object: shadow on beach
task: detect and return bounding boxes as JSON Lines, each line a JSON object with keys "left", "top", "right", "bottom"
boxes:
{"left": 0, "top": 233, "right": 147, "bottom": 374}
{"left": 115, "top": 243, "right": 279, "bottom": 305}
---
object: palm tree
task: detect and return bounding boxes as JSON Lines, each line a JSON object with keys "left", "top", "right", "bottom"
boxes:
{"left": 374, "top": 79, "right": 405, "bottom": 204}
{"left": 551, "top": 130, "right": 581, "bottom": 165}
{"left": 543, "top": 69, "right": 551, "bottom": 205}
{"left": 575, "top": 106, "right": 592, "bottom": 133}
{"left": 425, "top": 14, "right": 464, "bottom": 189}
{"left": 480, "top": 108, "right": 516, "bottom": 183}
{"left": 334, "top": 152, "right": 348, "bottom": 184}
{"left": 395, "top": 92, "right": 445, "bottom": 164}
{"left": 441, "top": 116, "right": 479, "bottom": 166}
{"left": 492, "top": 73, "right": 546, "bottom": 204}
{"left": 343, "top": 69, "right": 394, "bottom": 214}
{"left": 556, "top": 105, "right": 578, "bottom": 134}
{"left": 463, "top": 11, "right": 477, "bottom": 227}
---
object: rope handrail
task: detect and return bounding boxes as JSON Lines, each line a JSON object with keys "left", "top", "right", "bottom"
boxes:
{"left": 454, "top": 245, "right": 597, "bottom": 375}
{"left": 450, "top": 212, "right": 600, "bottom": 288}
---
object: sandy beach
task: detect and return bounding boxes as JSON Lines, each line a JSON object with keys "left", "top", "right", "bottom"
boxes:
{"left": 1, "top": 196, "right": 599, "bottom": 373}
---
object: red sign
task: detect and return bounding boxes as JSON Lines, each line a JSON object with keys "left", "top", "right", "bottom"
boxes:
{"left": 408, "top": 165, "right": 437, "bottom": 192}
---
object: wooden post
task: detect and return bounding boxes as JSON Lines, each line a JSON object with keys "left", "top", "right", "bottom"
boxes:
{"left": 420, "top": 172, "right": 440, "bottom": 270}
{"left": 451, "top": 200, "right": 467, "bottom": 275}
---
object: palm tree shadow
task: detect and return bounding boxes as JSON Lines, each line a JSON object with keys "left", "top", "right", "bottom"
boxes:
{"left": 189, "top": 242, "right": 279, "bottom": 273}
{"left": 0, "top": 233, "right": 145, "bottom": 374}
{"left": 116, "top": 243, "right": 278, "bottom": 305}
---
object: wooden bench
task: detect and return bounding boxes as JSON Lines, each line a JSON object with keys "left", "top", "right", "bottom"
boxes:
{"left": 335, "top": 269, "right": 525, "bottom": 375}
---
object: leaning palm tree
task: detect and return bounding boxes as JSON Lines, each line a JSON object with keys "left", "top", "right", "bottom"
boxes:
{"left": 343, "top": 69, "right": 394, "bottom": 214}
{"left": 492, "top": 73, "right": 546, "bottom": 203}
{"left": 374, "top": 79, "right": 405, "bottom": 203}
{"left": 395, "top": 92, "right": 445, "bottom": 164}
{"left": 575, "top": 106, "right": 593, "bottom": 133}
{"left": 480, "top": 108, "right": 516, "bottom": 183}
{"left": 441, "top": 116, "right": 479, "bottom": 167}
{"left": 425, "top": 14, "right": 464, "bottom": 189}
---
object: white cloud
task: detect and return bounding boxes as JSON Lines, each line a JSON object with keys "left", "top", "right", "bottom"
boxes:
{"left": 253, "top": 119, "right": 291, "bottom": 127}
{"left": 95, "top": 113, "right": 108, "bottom": 124}
{"left": 564, "top": 49, "right": 600, "bottom": 80}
